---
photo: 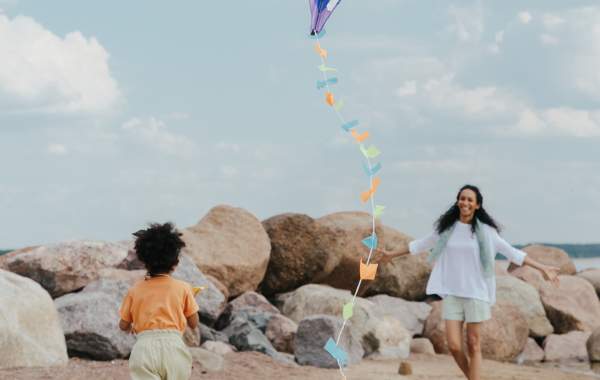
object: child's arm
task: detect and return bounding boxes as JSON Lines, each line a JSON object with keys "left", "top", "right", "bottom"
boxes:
{"left": 186, "top": 312, "right": 199, "bottom": 329}
{"left": 119, "top": 318, "right": 132, "bottom": 332}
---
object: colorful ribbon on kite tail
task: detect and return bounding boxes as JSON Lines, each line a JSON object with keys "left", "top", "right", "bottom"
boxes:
{"left": 311, "top": 30, "right": 386, "bottom": 379}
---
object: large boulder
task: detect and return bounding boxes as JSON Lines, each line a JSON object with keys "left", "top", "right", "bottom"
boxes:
{"left": 171, "top": 254, "right": 227, "bottom": 326}
{"left": 0, "top": 270, "right": 68, "bottom": 369}
{"left": 423, "top": 301, "right": 528, "bottom": 361}
{"left": 587, "top": 327, "right": 600, "bottom": 362}
{"left": 294, "top": 315, "right": 364, "bottom": 368}
{"left": 314, "top": 212, "right": 384, "bottom": 294}
{"left": 367, "top": 294, "right": 432, "bottom": 336}
{"left": 511, "top": 267, "right": 600, "bottom": 333}
{"left": 577, "top": 269, "right": 600, "bottom": 298}
{"left": 543, "top": 331, "right": 591, "bottom": 362}
{"left": 275, "top": 284, "right": 410, "bottom": 358}
{"left": 181, "top": 205, "right": 271, "bottom": 298}
{"left": 495, "top": 275, "right": 553, "bottom": 337}
{"left": 366, "top": 227, "right": 432, "bottom": 301}
{"left": 259, "top": 213, "right": 343, "bottom": 296}
{"left": 54, "top": 277, "right": 136, "bottom": 360}
{"left": 0, "top": 241, "right": 128, "bottom": 298}
{"left": 508, "top": 245, "right": 576, "bottom": 275}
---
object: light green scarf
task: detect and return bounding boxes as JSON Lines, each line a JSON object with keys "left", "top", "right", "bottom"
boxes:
{"left": 427, "top": 219, "right": 494, "bottom": 278}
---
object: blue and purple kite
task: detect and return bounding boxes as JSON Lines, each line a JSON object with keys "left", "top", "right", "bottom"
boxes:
{"left": 309, "top": 0, "right": 342, "bottom": 36}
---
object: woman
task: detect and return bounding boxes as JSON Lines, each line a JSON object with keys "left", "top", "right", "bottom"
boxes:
{"left": 373, "top": 184, "right": 560, "bottom": 380}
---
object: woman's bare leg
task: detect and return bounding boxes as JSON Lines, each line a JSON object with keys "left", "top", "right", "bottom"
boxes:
{"left": 466, "top": 322, "right": 482, "bottom": 380}
{"left": 445, "top": 320, "right": 469, "bottom": 377}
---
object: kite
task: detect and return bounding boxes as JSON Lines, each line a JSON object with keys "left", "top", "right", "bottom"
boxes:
{"left": 306, "top": 1, "right": 388, "bottom": 378}
{"left": 309, "top": 0, "right": 342, "bottom": 36}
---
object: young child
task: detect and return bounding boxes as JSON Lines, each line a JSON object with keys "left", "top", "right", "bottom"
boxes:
{"left": 119, "top": 222, "right": 199, "bottom": 380}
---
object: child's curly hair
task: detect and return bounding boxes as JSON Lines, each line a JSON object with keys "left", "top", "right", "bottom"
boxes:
{"left": 133, "top": 222, "right": 186, "bottom": 276}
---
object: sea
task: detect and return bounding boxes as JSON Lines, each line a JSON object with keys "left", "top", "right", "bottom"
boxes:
{"left": 496, "top": 257, "right": 600, "bottom": 272}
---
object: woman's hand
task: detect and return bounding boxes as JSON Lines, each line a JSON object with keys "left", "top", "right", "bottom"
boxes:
{"left": 541, "top": 265, "right": 560, "bottom": 287}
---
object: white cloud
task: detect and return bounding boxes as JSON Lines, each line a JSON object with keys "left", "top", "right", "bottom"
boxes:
{"left": 543, "top": 107, "right": 600, "bottom": 137}
{"left": 421, "top": 74, "right": 518, "bottom": 120}
{"left": 47, "top": 143, "right": 68, "bottom": 155}
{"left": 488, "top": 30, "right": 505, "bottom": 54}
{"left": 515, "top": 109, "right": 545, "bottom": 134}
{"left": 540, "top": 33, "right": 559, "bottom": 45}
{"left": 538, "top": 7, "right": 600, "bottom": 99}
{"left": 392, "top": 159, "right": 468, "bottom": 173}
{"left": 396, "top": 80, "right": 417, "bottom": 97}
{"left": 510, "top": 107, "right": 600, "bottom": 137}
{"left": 121, "top": 117, "right": 195, "bottom": 156}
{"left": 495, "top": 30, "right": 505, "bottom": 44}
{"left": 215, "top": 142, "right": 241, "bottom": 153}
{"left": 518, "top": 11, "right": 532, "bottom": 24}
{"left": 448, "top": 3, "right": 484, "bottom": 43}
{"left": 543, "top": 14, "right": 565, "bottom": 28}
{"left": 0, "top": 13, "right": 119, "bottom": 113}
{"left": 167, "top": 112, "right": 190, "bottom": 121}
{"left": 219, "top": 165, "right": 238, "bottom": 180}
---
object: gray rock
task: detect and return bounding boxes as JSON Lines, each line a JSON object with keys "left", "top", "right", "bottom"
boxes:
{"left": 1, "top": 241, "right": 128, "bottom": 298}
{"left": 223, "top": 317, "right": 277, "bottom": 356}
{"left": 294, "top": 315, "right": 363, "bottom": 368}
{"left": 276, "top": 284, "right": 410, "bottom": 358}
{"left": 171, "top": 254, "right": 227, "bottom": 326}
{"left": 215, "top": 291, "right": 279, "bottom": 330}
{"left": 54, "top": 278, "right": 136, "bottom": 360}
{"left": 367, "top": 294, "right": 432, "bottom": 336}
{"left": 265, "top": 314, "right": 298, "bottom": 354}
{"left": 200, "top": 325, "right": 229, "bottom": 344}
{"left": 0, "top": 270, "right": 68, "bottom": 369}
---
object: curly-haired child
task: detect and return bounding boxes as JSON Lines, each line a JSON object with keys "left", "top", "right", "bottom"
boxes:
{"left": 119, "top": 222, "right": 199, "bottom": 380}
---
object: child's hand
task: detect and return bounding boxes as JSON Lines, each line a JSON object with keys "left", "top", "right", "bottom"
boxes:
{"left": 119, "top": 319, "right": 132, "bottom": 333}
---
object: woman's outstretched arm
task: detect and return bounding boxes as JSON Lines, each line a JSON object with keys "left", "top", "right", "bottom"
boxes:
{"left": 373, "top": 231, "right": 439, "bottom": 264}
{"left": 522, "top": 256, "right": 560, "bottom": 286}
{"left": 492, "top": 229, "right": 560, "bottom": 286}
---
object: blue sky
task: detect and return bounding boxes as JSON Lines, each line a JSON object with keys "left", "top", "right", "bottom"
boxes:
{"left": 1, "top": 0, "right": 599, "bottom": 248}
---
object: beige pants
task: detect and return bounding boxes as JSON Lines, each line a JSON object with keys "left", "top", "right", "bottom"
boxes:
{"left": 129, "top": 330, "right": 192, "bottom": 380}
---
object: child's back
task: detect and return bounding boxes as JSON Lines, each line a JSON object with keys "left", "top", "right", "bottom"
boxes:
{"left": 118, "top": 223, "right": 199, "bottom": 380}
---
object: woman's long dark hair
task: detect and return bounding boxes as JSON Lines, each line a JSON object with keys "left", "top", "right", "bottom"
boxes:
{"left": 435, "top": 184, "right": 501, "bottom": 234}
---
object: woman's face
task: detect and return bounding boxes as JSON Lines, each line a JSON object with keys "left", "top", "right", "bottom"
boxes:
{"left": 457, "top": 189, "right": 480, "bottom": 220}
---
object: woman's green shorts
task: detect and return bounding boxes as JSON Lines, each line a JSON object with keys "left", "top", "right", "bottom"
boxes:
{"left": 442, "top": 295, "right": 491, "bottom": 323}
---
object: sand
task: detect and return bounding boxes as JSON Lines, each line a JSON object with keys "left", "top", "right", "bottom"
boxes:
{"left": 2, "top": 353, "right": 599, "bottom": 380}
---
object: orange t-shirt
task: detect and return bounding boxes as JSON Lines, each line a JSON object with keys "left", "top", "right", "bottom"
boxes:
{"left": 119, "top": 276, "right": 199, "bottom": 333}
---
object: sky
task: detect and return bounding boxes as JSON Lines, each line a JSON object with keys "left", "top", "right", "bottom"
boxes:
{"left": 1, "top": 0, "right": 599, "bottom": 248}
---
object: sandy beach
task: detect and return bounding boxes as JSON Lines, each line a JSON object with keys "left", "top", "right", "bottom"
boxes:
{"left": 2, "top": 352, "right": 599, "bottom": 380}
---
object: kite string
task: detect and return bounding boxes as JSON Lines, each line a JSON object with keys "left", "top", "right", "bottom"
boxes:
{"left": 314, "top": 33, "right": 380, "bottom": 379}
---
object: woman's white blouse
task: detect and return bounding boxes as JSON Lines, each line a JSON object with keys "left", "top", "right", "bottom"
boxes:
{"left": 408, "top": 221, "right": 527, "bottom": 304}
